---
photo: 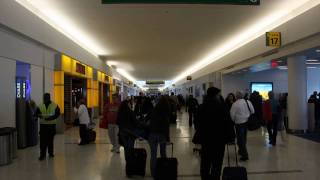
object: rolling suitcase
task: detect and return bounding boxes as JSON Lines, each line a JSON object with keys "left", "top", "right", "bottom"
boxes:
{"left": 222, "top": 143, "right": 248, "bottom": 180}
{"left": 126, "top": 139, "right": 147, "bottom": 177}
{"left": 87, "top": 129, "right": 96, "bottom": 142}
{"left": 155, "top": 143, "right": 178, "bottom": 180}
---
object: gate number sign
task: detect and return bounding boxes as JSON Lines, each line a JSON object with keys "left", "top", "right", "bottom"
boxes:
{"left": 266, "top": 32, "right": 281, "bottom": 47}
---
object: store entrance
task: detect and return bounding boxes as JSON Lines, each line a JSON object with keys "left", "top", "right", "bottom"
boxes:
{"left": 72, "top": 78, "right": 87, "bottom": 107}
{"left": 64, "top": 75, "right": 87, "bottom": 125}
{"left": 99, "top": 83, "right": 110, "bottom": 115}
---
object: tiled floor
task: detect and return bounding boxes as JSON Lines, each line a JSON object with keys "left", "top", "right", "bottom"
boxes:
{"left": 1, "top": 111, "right": 320, "bottom": 180}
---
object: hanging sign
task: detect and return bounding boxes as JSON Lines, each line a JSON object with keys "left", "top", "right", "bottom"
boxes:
{"left": 102, "top": 0, "right": 260, "bottom": 5}
{"left": 266, "top": 32, "right": 281, "bottom": 47}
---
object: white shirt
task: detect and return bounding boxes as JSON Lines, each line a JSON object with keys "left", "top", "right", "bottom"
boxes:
{"left": 230, "top": 99, "right": 255, "bottom": 124}
{"left": 74, "top": 104, "right": 90, "bottom": 125}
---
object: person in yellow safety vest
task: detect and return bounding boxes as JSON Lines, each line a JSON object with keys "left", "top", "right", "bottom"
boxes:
{"left": 35, "top": 93, "right": 60, "bottom": 161}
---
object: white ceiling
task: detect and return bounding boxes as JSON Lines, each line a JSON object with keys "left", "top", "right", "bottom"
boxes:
{"left": 16, "top": 0, "right": 316, "bottom": 82}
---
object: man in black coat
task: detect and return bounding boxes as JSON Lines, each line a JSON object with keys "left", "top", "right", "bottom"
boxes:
{"left": 197, "top": 87, "right": 235, "bottom": 180}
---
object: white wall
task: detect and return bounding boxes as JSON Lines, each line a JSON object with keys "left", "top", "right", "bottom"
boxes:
{"left": 307, "top": 68, "right": 320, "bottom": 96}
{"left": 0, "top": 57, "right": 16, "bottom": 127}
{"left": 222, "top": 69, "right": 288, "bottom": 98}
{"left": 0, "top": 26, "right": 56, "bottom": 128}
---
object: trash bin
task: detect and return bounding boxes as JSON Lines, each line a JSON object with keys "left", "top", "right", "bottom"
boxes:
{"left": 3, "top": 127, "right": 18, "bottom": 159}
{"left": 0, "top": 128, "right": 12, "bottom": 166}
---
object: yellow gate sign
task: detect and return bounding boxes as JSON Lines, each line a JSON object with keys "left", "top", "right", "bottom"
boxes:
{"left": 266, "top": 32, "right": 281, "bottom": 47}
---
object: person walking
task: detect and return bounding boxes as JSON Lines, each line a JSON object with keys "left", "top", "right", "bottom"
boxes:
{"left": 265, "top": 91, "right": 280, "bottom": 146}
{"left": 74, "top": 99, "right": 90, "bottom": 145}
{"left": 36, "top": 93, "right": 60, "bottom": 161}
{"left": 186, "top": 95, "right": 199, "bottom": 127}
{"left": 148, "top": 95, "right": 171, "bottom": 178}
{"left": 225, "top": 93, "right": 236, "bottom": 111}
{"left": 230, "top": 91, "right": 254, "bottom": 161}
{"left": 197, "top": 87, "right": 235, "bottom": 180}
{"left": 102, "top": 94, "right": 121, "bottom": 153}
{"left": 117, "top": 100, "right": 137, "bottom": 177}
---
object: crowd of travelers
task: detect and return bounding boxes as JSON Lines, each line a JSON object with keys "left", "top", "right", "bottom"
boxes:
{"left": 34, "top": 87, "right": 293, "bottom": 180}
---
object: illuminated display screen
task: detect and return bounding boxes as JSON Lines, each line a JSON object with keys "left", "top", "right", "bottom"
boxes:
{"left": 251, "top": 82, "right": 273, "bottom": 100}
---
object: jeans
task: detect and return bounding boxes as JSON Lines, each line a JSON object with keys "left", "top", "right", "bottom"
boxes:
{"left": 39, "top": 124, "right": 56, "bottom": 157}
{"left": 267, "top": 114, "right": 279, "bottom": 145}
{"left": 200, "top": 144, "right": 225, "bottom": 180}
{"left": 108, "top": 124, "right": 120, "bottom": 150}
{"left": 148, "top": 133, "right": 167, "bottom": 177}
{"left": 235, "top": 123, "right": 248, "bottom": 159}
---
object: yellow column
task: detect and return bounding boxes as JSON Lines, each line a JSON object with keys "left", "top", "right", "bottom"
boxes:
{"left": 54, "top": 71, "right": 64, "bottom": 113}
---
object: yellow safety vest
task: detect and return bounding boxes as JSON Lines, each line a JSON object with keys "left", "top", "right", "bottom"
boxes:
{"left": 39, "top": 102, "right": 58, "bottom": 125}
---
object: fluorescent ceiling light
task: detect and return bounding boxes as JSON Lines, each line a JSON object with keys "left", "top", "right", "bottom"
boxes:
{"left": 307, "top": 59, "right": 319, "bottom": 62}
{"left": 172, "top": 0, "right": 320, "bottom": 85}
{"left": 307, "top": 66, "right": 318, "bottom": 68}
{"left": 106, "top": 61, "right": 119, "bottom": 66}
{"left": 316, "top": 49, "right": 320, "bottom": 53}
{"left": 15, "top": 0, "right": 141, "bottom": 88}
{"left": 307, "top": 63, "right": 320, "bottom": 65}
{"left": 15, "top": 0, "right": 108, "bottom": 56}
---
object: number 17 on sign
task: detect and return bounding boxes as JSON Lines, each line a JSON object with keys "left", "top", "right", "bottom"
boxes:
{"left": 266, "top": 32, "right": 281, "bottom": 47}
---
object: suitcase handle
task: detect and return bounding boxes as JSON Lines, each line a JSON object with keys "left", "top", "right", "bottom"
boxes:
{"left": 167, "top": 142, "right": 174, "bottom": 158}
{"left": 226, "top": 142, "right": 239, "bottom": 167}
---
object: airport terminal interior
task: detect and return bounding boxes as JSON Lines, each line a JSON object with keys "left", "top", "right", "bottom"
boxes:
{"left": 1, "top": 0, "right": 320, "bottom": 179}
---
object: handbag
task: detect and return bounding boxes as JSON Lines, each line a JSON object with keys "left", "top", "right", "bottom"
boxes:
{"left": 245, "top": 100, "right": 260, "bottom": 131}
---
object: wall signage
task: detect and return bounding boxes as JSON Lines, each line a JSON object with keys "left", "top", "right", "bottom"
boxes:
{"left": 266, "top": 32, "right": 281, "bottom": 47}
{"left": 76, "top": 63, "right": 86, "bottom": 75}
{"left": 16, "top": 77, "right": 27, "bottom": 99}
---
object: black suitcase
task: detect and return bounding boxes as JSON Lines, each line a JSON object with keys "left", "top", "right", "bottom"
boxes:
{"left": 222, "top": 143, "right": 248, "bottom": 180}
{"left": 87, "top": 129, "right": 96, "bottom": 142}
{"left": 155, "top": 143, "right": 178, "bottom": 180}
{"left": 126, "top": 148, "right": 147, "bottom": 177}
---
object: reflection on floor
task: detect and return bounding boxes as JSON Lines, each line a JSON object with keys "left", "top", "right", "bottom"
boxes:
{"left": 1, "top": 111, "right": 320, "bottom": 180}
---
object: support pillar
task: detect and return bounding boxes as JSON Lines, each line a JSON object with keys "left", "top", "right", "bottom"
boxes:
{"left": 287, "top": 55, "right": 308, "bottom": 133}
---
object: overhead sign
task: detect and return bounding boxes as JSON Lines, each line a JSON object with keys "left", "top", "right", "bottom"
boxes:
{"left": 146, "top": 81, "right": 165, "bottom": 85}
{"left": 266, "top": 32, "right": 281, "bottom": 47}
{"left": 102, "top": 0, "right": 260, "bottom": 5}
{"left": 76, "top": 63, "right": 86, "bottom": 75}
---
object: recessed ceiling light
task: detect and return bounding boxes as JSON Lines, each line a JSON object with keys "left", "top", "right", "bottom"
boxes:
{"left": 307, "top": 62, "right": 320, "bottom": 65}
{"left": 307, "top": 67, "right": 318, "bottom": 69}
{"left": 307, "top": 59, "right": 319, "bottom": 62}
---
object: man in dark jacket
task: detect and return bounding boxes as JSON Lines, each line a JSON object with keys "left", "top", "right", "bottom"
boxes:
{"left": 186, "top": 95, "right": 199, "bottom": 127}
{"left": 117, "top": 100, "right": 137, "bottom": 165}
{"left": 197, "top": 87, "right": 235, "bottom": 180}
{"left": 148, "top": 95, "right": 171, "bottom": 178}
